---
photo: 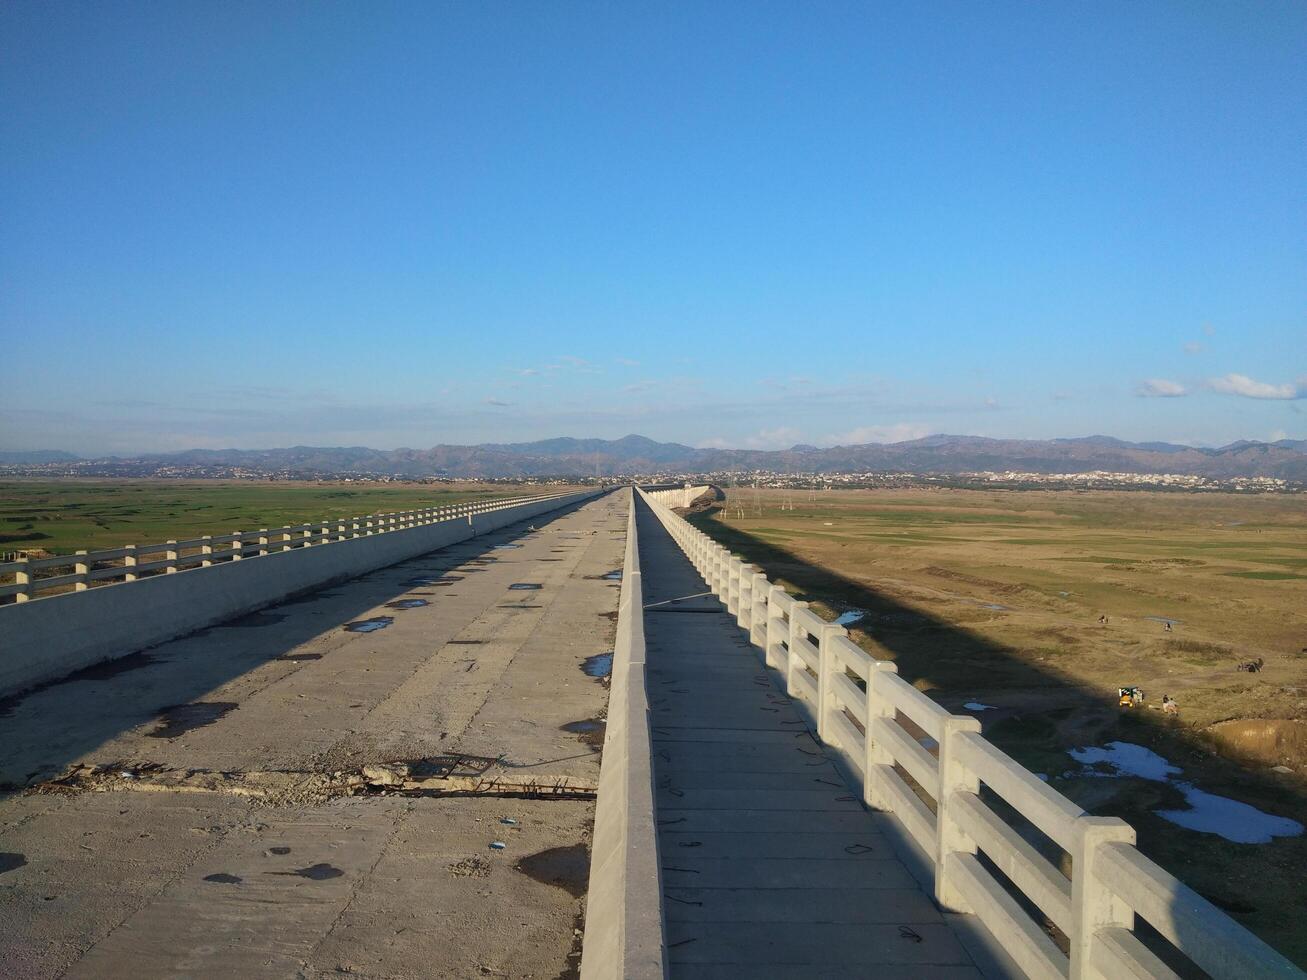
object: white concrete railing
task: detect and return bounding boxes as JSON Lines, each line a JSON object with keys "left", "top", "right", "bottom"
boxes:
{"left": 639, "top": 487, "right": 1304, "bottom": 980}
{"left": 581, "top": 488, "right": 666, "bottom": 979}
{"left": 0, "top": 491, "right": 577, "bottom": 603}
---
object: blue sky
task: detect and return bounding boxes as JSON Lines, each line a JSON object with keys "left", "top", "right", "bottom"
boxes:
{"left": 2, "top": 2, "right": 1303, "bottom": 454}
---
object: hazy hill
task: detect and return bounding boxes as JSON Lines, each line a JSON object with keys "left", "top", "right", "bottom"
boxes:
{"left": 9, "top": 435, "right": 1305, "bottom": 480}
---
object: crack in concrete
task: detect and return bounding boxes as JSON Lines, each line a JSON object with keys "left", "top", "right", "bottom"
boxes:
{"left": 30, "top": 759, "right": 597, "bottom": 804}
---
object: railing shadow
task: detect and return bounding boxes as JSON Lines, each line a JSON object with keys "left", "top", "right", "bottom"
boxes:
{"left": 0, "top": 496, "right": 600, "bottom": 797}
{"left": 686, "top": 508, "right": 1307, "bottom": 970}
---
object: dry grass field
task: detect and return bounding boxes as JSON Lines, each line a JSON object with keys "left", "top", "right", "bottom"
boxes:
{"left": 691, "top": 487, "right": 1307, "bottom": 965}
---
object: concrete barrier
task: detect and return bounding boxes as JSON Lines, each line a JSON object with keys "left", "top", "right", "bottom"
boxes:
{"left": 0, "top": 489, "right": 601, "bottom": 697}
{"left": 580, "top": 488, "right": 666, "bottom": 980}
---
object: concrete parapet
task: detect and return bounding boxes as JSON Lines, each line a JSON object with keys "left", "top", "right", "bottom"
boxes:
{"left": 580, "top": 488, "right": 666, "bottom": 980}
{"left": 0, "top": 490, "right": 600, "bottom": 698}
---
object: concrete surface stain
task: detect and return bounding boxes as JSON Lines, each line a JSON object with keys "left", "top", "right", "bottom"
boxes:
{"left": 203, "top": 873, "right": 242, "bottom": 884}
{"left": 220, "top": 612, "right": 287, "bottom": 628}
{"left": 581, "top": 653, "right": 613, "bottom": 679}
{"left": 384, "top": 598, "right": 429, "bottom": 610}
{"left": 278, "top": 653, "right": 323, "bottom": 661}
{"left": 561, "top": 719, "right": 606, "bottom": 751}
{"left": 0, "top": 853, "right": 27, "bottom": 875}
{"left": 515, "top": 844, "right": 589, "bottom": 898}
{"left": 267, "top": 847, "right": 291, "bottom": 855}
{"left": 148, "top": 702, "right": 238, "bottom": 738}
{"left": 271, "top": 863, "right": 344, "bottom": 881}
{"left": 343, "top": 617, "right": 393, "bottom": 633}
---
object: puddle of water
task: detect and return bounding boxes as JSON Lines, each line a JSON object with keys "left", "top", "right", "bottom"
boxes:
{"left": 509, "top": 583, "right": 542, "bottom": 591}
{"left": 203, "top": 872, "right": 242, "bottom": 884}
{"left": 0, "top": 853, "right": 26, "bottom": 875}
{"left": 279, "top": 653, "right": 322, "bottom": 662}
{"left": 602, "top": 570, "right": 622, "bottom": 581}
{"left": 1068, "top": 741, "right": 1180, "bottom": 782}
{"left": 581, "top": 653, "right": 614, "bottom": 679}
{"left": 1143, "top": 616, "right": 1184, "bottom": 626}
{"left": 384, "top": 599, "right": 429, "bottom": 610}
{"left": 835, "top": 610, "right": 865, "bottom": 627}
{"left": 963, "top": 702, "right": 997, "bottom": 712}
{"left": 1067, "top": 741, "right": 1304, "bottom": 843}
{"left": 494, "top": 543, "right": 522, "bottom": 550}
{"left": 220, "top": 612, "right": 287, "bottom": 628}
{"left": 1159, "top": 787, "right": 1304, "bottom": 844}
{"left": 267, "top": 846, "right": 291, "bottom": 856}
{"left": 448, "top": 639, "right": 484, "bottom": 645}
{"left": 515, "top": 844, "right": 589, "bottom": 897}
{"left": 148, "top": 702, "right": 238, "bottom": 739}
{"left": 344, "top": 617, "right": 393, "bottom": 633}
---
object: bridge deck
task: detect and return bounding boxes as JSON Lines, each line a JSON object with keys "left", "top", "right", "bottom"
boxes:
{"left": 0, "top": 493, "right": 627, "bottom": 979}
{"left": 636, "top": 497, "right": 991, "bottom": 978}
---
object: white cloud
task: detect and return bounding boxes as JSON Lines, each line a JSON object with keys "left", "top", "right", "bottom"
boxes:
{"left": 696, "top": 436, "right": 731, "bottom": 449}
{"left": 1136, "top": 379, "right": 1188, "bottom": 398}
{"left": 820, "top": 422, "right": 932, "bottom": 446}
{"left": 743, "top": 426, "right": 803, "bottom": 450}
{"left": 1208, "top": 374, "right": 1301, "bottom": 400}
{"left": 1183, "top": 342, "right": 1203, "bottom": 354}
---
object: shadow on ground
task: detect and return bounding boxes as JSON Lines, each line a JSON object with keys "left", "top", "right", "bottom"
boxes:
{"left": 0, "top": 497, "right": 599, "bottom": 796}
{"left": 687, "top": 507, "right": 1307, "bottom": 969}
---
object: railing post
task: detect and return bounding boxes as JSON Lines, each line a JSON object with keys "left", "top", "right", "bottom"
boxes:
{"left": 726, "top": 559, "right": 747, "bottom": 614}
{"left": 749, "top": 573, "right": 770, "bottom": 648}
{"left": 935, "top": 716, "right": 983, "bottom": 911}
{"left": 201, "top": 535, "right": 213, "bottom": 566}
{"left": 281, "top": 530, "right": 293, "bottom": 552}
{"left": 165, "top": 540, "right": 179, "bottom": 573}
{"left": 74, "top": 550, "right": 91, "bottom": 591}
{"left": 785, "top": 601, "right": 809, "bottom": 697}
{"left": 257, "top": 529, "right": 270, "bottom": 555}
{"left": 230, "top": 533, "right": 243, "bottom": 562}
{"left": 1070, "top": 817, "right": 1136, "bottom": 980}
{"left": 863, "top": 662, "right": 899, "bottom": 810}
{"left": 736, "top": 564, "right": 754, "bottom": 631}
{"left": 817, "top": 624, "right": 846, "bottom": 741}
{"left": 14, "top": 557, "right": 32, "bottom": 601}
{"left": 764, "top": 585, "right": 786, "bottom": 670}
{"left": 302, "top": 525, "right": 313, "bottom": 547}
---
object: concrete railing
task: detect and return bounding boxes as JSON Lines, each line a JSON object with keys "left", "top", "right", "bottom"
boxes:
{"left": 639, "top": 487, "right": 1303, "bottom": 980}
{"left": 0, "top": 489, "right": 601, "bottom": 697}
{"left": 581, "top": 488, "right": 666, "bottom": 979}
{"left": 0, "top": 491, "right": 577, "bottom": 603}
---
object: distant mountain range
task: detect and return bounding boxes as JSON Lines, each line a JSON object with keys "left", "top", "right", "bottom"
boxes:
{"left": 5, "top": 434, "right": 1307, "bottom": 480}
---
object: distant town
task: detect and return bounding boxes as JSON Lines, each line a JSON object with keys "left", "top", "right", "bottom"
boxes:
{"left": 1, "top": 457, "right": 1298, "bottom": 493}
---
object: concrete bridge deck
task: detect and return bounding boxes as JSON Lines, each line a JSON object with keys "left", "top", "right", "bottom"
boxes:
{"left": 0, "top": 492, "right": 627, "bottom": 979}
{"left": 634, "top": 496, "right": 1001, "bottom": 979}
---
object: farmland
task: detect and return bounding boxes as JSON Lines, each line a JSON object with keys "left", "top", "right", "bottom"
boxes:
{"left": 692, "top": 486, "right": 1307, "bottom": 964}
{"left": 0, "top": 480, "right": 567, "bottom": 557}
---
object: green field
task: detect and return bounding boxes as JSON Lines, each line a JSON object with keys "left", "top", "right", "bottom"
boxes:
{"left": 696, "top": 487, "right": 1307, "bottom": 964}
{"left": 0, "top": 479, "right": 558, "bottom": 556}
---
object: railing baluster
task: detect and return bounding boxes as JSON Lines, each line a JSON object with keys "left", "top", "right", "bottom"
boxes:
{"left": 1071, "top": 817, "right": 1136, "bottom": 980}
{"left": 14, "top": 557, "right": 32, "bottom": 601}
